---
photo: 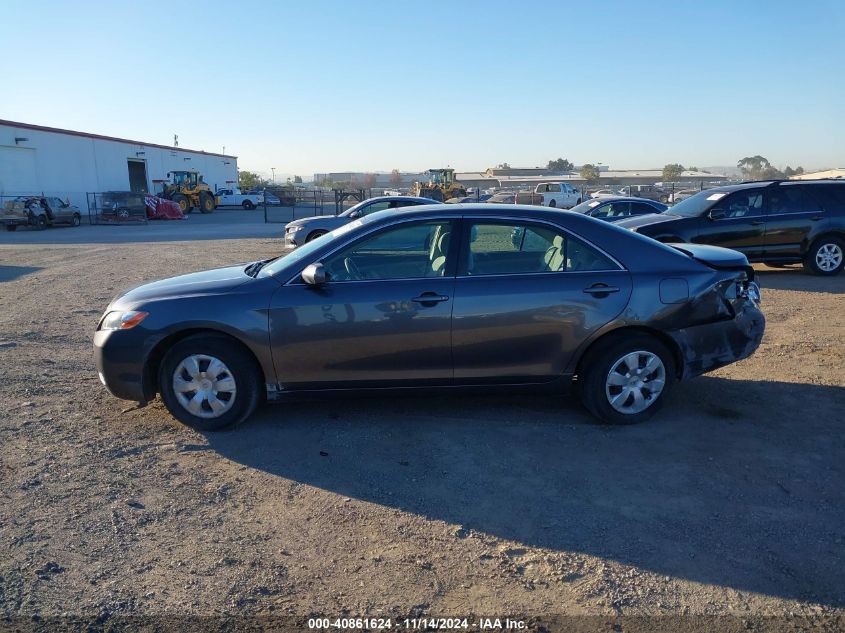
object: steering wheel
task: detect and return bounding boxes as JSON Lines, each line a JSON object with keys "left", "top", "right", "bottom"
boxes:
{"left": 343, "top": 257, "right": 363, "bottom": 280}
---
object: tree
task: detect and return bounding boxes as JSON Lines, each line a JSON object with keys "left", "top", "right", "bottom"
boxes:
{"left": 238, "top": 170, "right": 268, "bottom": 190}
{"left": 783, "top": 166, "right": 804, "bottom": 178}
{"left": 363, "top": 173, "right": 377, "bottom": 188}
{"left": 390, "top": 169, "right": 402, "bottom": 187}
{"left": 547, "top": 158, "right": 574, "bottom": 172}
{"left": 580, "top": 163, "right": 601, "bottom": 182}
{"left": 737, "top": 155, "right": 774, "bottom": 180}
{"left": 662, "top": 163, "right": 685, "bottom": 182}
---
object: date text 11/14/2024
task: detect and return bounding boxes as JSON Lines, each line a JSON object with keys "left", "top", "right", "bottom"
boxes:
{"left": 307, "top": 617, "right": 527, "bottom": 630}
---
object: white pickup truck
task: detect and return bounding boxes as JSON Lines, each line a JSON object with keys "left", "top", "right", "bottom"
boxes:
{"left": 215, "top": 188, "right": 263, "bottom": 210}
{"left": 533, "top": 182, "right": 582, "bottom": 208}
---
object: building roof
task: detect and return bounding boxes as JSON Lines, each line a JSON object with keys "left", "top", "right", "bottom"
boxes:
{"left": 0, "top": 119, "right": 237, "bottom": 159}
{"left": 790, "top": 168, "right": 845, "bottom": 180}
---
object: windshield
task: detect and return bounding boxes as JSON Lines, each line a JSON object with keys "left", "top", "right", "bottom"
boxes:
{"left": 668, "top": 189, "right": 728, "bottom": 217}
{"left": 259, "top": 218, "right": 368, "bottom": 278}
{"left": 569, "top": 199, "right": 603, "bottom": 214}
{"left": 340, "top": 199, "right": 373, "bottom": 217}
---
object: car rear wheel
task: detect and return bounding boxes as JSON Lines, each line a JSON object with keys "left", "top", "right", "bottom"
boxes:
{"left": 548, "top": 199, "right": 557, "bottom": 208}
{"left": 578, "top": 333, "right": 675, "bottom": 425}
{"left": 35, "top": 214, "right": 48, "bottom": 230}
{"left": 71, "top": 213, "right": 81, "bottom": 227}
{"left": 804, "top": 237, "right": 844, "bottom": 276}
{"left": 306, "top": 230, "right": 328, "bottom": 242}
{"left": 158, "top": 336, "right": 262, "bottom": 431}
{"left": 242, "top": 200, "right": 255, "bottom": 210}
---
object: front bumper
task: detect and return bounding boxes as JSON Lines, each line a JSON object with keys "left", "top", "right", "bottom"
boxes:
{"left": 93, "top": 329, "right": 153, "bottom": 402}
{"left": 669, "top": 299, "right": 765, "bottom": 379}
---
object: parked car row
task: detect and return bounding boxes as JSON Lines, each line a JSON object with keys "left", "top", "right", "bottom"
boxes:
{"left": 616, "top": 180, "right": 845, "bottom": 275}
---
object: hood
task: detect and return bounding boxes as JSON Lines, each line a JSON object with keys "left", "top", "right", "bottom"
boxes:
{"left": 615, "top": 212, "right": 683, "bottom": 230}
{"left": 113, "top": 264, "right": 252, "bottom": 307}
{"left": 287, "top": 215, "right": 347, "bottom": 228}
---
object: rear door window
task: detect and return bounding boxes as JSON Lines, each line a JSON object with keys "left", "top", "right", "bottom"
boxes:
{"left": 463, "top": 221, "right": 619, "bottom": 275}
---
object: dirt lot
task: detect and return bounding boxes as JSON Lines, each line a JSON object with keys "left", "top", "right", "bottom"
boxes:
{"left": 1, "top": 231, "right": 844, "bottom": 628}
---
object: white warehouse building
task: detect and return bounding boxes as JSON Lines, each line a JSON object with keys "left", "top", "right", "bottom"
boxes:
{"left": 0, "top": 119, "right": 239, "bottom": 209}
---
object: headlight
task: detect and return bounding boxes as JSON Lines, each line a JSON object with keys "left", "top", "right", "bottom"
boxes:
{"left": 738, "top": 280, "right": 761, "bottom": 304}
{"left": 287, "top": 225, "right": 304, "bottom": 233}
{"left": 100, "top": 310, "right": 148, "bottom": 331}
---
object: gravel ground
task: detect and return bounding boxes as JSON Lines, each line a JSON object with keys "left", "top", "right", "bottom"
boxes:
{"left": 0, "top": 235, "right": 843, "bottom": 629}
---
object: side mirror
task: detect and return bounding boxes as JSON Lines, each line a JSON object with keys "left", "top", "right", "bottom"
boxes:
{"left": 301, "top": 262, "right": 326, "bottom": 286}
{"left": 708, "top": 208, "right": 726, "bottom": 220}
{"left": 348, "top": 210, "right": 361, "bottom": 219}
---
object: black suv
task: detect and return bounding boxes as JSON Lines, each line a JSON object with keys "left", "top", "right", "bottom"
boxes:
{"left": 615, "top": 180, "right": 845, "bottom": 275}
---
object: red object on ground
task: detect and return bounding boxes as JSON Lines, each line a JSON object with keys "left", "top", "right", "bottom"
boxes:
{"left": 144, "top": 195, "right": 185, "bottom": 220}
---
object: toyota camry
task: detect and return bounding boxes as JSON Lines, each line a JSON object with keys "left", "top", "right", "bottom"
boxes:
{"left": 94, "top": 204, "right": 764, "bottom": 429}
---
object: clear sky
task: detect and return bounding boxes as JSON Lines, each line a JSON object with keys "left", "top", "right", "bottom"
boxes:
{"left": 2, "top": 0, "right": 843, "bottom": 178}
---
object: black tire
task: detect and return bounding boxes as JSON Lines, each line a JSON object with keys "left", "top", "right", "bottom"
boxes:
{"left": 35, "top": 214, "right": 48, "bottom": 230}
{"left": 5, "top": 224, "right": 17, "bottom": 232}
{"left": 803, "top": 236, "right": 845, "bottom": 276}
{"left": 158, "top": 335, "right": 262, "bottom": 431}
{"left": 71, "top": 213, "right": 81, "bottom": 227}
{"left": 548, "top": 199, "right": 557, "bottom": 208}
{"left": 306, "top": 230, "right": 328, "bottom": 242}
{"left": 199, "top": 192, "right": 215, "bottom": 213}
{"left": 173, "top": 194, "right": 191, "bottom": 214}
{"left": 242, "top": 200, "right": 255, "bottom": 210}
{"left": 578, "top": 333, "right": 676, "bottom": 425}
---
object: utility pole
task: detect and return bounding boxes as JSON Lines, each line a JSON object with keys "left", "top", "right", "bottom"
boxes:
{"left": 271, "top": 167, "right": 276, "bottom": 183}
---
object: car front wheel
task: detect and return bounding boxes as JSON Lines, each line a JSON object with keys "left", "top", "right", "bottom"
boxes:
{"left": 158, "top": 335, "right": 262, "bottom": 431}
{"left": 804, "top": 237, "right": 844, "bottom": 276}
{"left": 578, "top": 333, "right": 675, "bottom": 425}
{"left": 306, "top": 230, "right": 328, "bottom": 242}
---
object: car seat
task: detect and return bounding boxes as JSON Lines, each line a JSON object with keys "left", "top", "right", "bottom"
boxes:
{"left": 544, "top": 235, "right": 565, "bottom": 271}
{"left": 428, "top": 228, "right": 451, "bottom": 276}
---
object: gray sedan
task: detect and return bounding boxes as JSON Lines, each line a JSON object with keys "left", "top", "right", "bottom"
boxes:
{"left": 283, "top": 196, "right": 438, "bottom": 247}
{"left": 95, "top": 204, "right": 764, "bottom": 431}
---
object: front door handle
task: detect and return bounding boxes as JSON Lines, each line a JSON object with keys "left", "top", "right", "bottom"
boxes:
{"left": 583, "top": 284, "right": 620, "bottom": 296}
{"left": 412, "top": 292, "right": 449, "bottom": 305}
{"left": 749, "top": 220, "right": 764, "bottom": 226}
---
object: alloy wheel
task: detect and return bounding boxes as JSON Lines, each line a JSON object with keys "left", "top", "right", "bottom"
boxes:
{"left": 816, "top": 243, "right": 843, "bottom": 272}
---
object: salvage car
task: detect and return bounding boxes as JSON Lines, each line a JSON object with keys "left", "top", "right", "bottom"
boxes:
{"left": 99, "top": 191, "right": 147, "bottom": 220}
{"left": 615, "top": 180, "right": 845, "bottom": 275}
{"left": 1, "top": 196, "right": 82, "bottom": 231}
{"left": 283, "top": 196, "right": 438, "bottom": 246}
{"left": 95, "top": 204, "right": 764, "bottom": 430}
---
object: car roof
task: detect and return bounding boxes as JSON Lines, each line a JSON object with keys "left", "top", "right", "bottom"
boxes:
{"left": 588, "top": 196, "right": 664, "bottom": 204}
{"left": 367, "top": 195, "right": 439, "bottom": 204}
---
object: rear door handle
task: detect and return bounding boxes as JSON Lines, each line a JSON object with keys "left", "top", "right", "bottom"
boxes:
{"left": 749, "top": 220, "right": 764, "bottom": 226}
{"left": 412, "top": 292, "right": 449, "bottom": 304}
{"left": 583, "top": 284, "right": 620, "bottom": 295}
